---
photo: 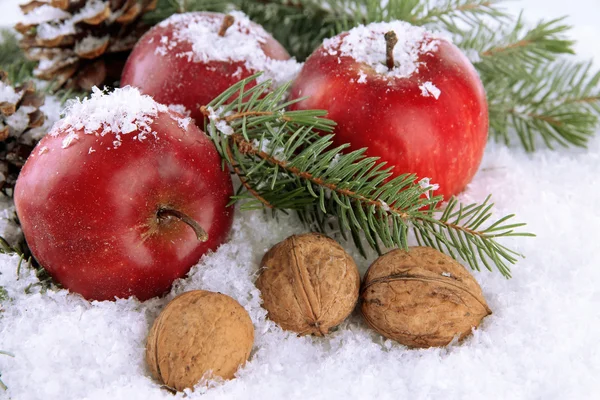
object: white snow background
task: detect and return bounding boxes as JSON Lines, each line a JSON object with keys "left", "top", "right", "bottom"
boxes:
{"left": 1, "top": 1, "right": 600, "bottom": 399}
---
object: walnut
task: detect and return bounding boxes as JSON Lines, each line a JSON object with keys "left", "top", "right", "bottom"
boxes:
{"left": 256, "top": 233, "right": 360, "bottom": 336}
{"left": 361, "top": 247, "right": 492, "bottom": 348}
{"left": 146, "top": 290, "right": 254, "bottom": 391}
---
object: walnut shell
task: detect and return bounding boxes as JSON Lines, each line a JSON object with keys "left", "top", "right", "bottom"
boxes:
{"left": 146, "top": 290, "right": 254, "bottom": 391}
{"left": 361, "top": 247, "right": 492, "bottom": 348}
{"left": 257, "top": 233, "right": 360, "bottom": 336}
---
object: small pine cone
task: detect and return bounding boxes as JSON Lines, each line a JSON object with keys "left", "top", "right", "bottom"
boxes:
{"left": 16, "top": 0, "right": 157, "bottom": 91}
{"left": 0, "top": 71, "right": 46, "bottom": 196}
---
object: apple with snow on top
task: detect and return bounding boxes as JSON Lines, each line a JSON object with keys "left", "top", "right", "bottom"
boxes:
{"left": 14, "top": 87, "right": 234, "bottom": 301}
{"left": 121, "top": 11, "right": 300, "bottom": 124}
{"left": 289, "top": 22, "right": 488, "bottom": 199}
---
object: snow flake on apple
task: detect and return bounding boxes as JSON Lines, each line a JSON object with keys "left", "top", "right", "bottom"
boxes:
{"left": 49, "top": 86, "right": 192, "bottom": 150}
{"left": 324, "top": 21, "right": 445, "bottom": 79}
{"left": 419, "top": 81, "right": 441, "bottom": 99}
{"left": 155, "top": 11, "right": 302, "bottom": 87}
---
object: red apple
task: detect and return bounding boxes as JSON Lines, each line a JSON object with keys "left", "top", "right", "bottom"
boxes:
{"left": 289, "top": 22, "right": 488, "bottom": 200}
{"left": 121, "top": 11, "right": 300, "bottom": 124}
{"left": 14, "top": 87, "right": 234, "bottom": 301}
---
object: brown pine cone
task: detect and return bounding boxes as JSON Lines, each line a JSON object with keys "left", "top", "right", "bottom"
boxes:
{"left": 16, "top": 0, "right": 157, "bottom": 90}
{"left": 0, "top": 71, "right": 46, "bottom": 196}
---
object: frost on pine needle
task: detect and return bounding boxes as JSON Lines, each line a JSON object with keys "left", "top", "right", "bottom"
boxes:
{"left": 156, "top": 11, "right": 302, "bottom": 88}
{"left": 324, "top": 21, "right": 445, "bottom": 79}
{"left": 418, "top": 178, "right": 440, "bottom": 199}
{"left": 205, "top": 106, "right": 234, "bottom": 136}
{"left": 252, "top": 138, "right": 286, "bottom": 160}
{"left": 49, "top": 86, "right": 190, "bottom": 149}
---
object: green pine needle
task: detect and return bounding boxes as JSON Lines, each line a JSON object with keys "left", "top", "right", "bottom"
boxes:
{"left": 204, "top": 74, "right": 534, "bottom": 277}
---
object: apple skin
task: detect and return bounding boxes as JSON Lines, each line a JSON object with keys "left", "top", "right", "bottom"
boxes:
{"left": 289, "top": 37, "right": 488, "bottom": 200}
{"left": 14, "top": 110, "right": 234, "bottom": 301}
{"left": 121, "top": 12, "right": 290, "bottom": 124}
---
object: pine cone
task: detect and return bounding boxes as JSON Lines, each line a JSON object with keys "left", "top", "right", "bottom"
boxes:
{"left": 0, "top": 71, "right": 46, "bottom": 196}
{"left": 16, "top": 0, "right": 157, "bottom": 91}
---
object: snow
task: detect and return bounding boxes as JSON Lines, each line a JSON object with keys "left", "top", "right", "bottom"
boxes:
{"left": 0, "top": 80, "right": 20, "bottom": 104}
{"left": 19, "top": 5, "right": 70, "bottom": 26}
{"left": 419, "top": 81, "right": 441, "bottom": 99}
{"left": 31, "top": 0, "right": 108, "bottom": 41}
{"left": 157, "top": 11, "right": 301, "bottom": 87}
{"left": 418, "top": 177, "right": 440, "bottom": 194}
{"left": 205, "top": 106, "right": 234, "bottom": 136}
{"left": 324, "top": 21, "right": 443, "bottom": 79}
{"left": 49, "top": 86, "right": 191, "bottom": 149}
{"left": 2, "top": 1, "right": 600, "bottom": 399}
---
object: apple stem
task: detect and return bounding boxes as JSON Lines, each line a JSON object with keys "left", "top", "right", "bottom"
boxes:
{"left": 157, "top": 207, "right": 209, "bottom": 242}
{"left": 385, "top": 31, "right": 398, "bottom": 71}
{"left": 218, "top": 15, "right": 235, "bottom": 37}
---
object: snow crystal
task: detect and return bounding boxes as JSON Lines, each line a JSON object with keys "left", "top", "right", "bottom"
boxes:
{"left": 205, "top": 106, "right": 234, "bottom": 136}
{"left": 378, "top": 200, "right": 391, "bottom": 211}
{"left": 167, "top": 104, "right": 191, "bottom": 117}
{"left": 23, "top": 93, "right": 62, "bottom": 144}
{"left": 323, "top": 21, "right": 444, "bottom": 79}
{"left": 36, "top": 19, "right": 76, "bottom": 41}
{"left": 419, "top": 81, "right": 441, "bottom": 99}
{"left": 19, "top": 4, "right": 70, "bottom": 26}
{"left": 157, "top": 11, "right": 302, "bottom": 87}
{"left": 49, "top": 86, "right": 179, "bottom": 149}
{"left": 357, "top": 70, "right": 368, "bottom": 84}
{"left": 418, "top": 177, "right": 440, "bottom": 199}
{"left": 5, "top": 105, "right": 36, "bottom": 133}
{"left": 252, "top": 138, "right": 285, "bottom": 159}
{"left": 167, "top": 104, "right": 193, "bottom": 130}
{"left": 0, "top": 80, "right": 20, "bottom": 104}
{"left": 34, "top": 0, "right": 107, "bottom": 41}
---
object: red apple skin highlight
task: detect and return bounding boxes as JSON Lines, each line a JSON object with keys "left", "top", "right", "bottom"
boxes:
{"left": 289, "top": 37, "right": 488, "bottom": 200}
{"left": 120, "top": 12, "right": 290, "bottom": 124}
{"left": 14, "top": 111, "right": 234, "bottom": 301}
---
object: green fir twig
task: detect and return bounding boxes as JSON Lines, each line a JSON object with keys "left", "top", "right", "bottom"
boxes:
{"left": 203, "top": 75, "right": 534, "bottom": 277}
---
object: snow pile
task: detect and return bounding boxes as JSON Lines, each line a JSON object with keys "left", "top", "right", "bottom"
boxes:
{"left": 32, "top": 0, "right": 108, "bottom": 41}
{"left": 323, "top": 21, "right": 443, "bottom": 79}
{"left": 2, "top": 132, "right": 600, "bottom": 399}
{"left": 157, "top": 11, "right": 302, "bottom": 87}
{"left": 50, "top": 86, "right": 191, "bottom": 149}
{"left": 0, "top": 80, "right": 20, "bottom": 104}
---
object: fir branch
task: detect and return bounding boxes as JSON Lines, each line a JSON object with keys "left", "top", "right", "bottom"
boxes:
{"left": 487, "top": 59, "right": 600, "bottom": 150}
{"left": 460, "top": 15, "right": 575, "bottom": 75}
{"left": 413, "top": 0, "right": 509, "bottom": 31}
{"left": 204, "top": 75, "right": 533, "bottom": 276}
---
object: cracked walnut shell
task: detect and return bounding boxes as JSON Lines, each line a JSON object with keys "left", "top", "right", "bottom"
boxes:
{"left": 146, "top": 290, "right": 254, "bottom": 391}
{"left": 361, "top": 247, "right": 492, "bottom": 348}
{"left": 257, "top": 233, "right": 360, "bottom": 336}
